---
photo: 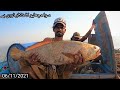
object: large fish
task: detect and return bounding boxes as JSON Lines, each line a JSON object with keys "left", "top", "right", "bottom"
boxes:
{"left": 10, "top": 40, "right": 101, "bottom": 65}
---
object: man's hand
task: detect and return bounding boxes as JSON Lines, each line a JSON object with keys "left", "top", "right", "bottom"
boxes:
{"left": 92, "top": 19, "right": 96, "bottom": 29}
{"left": 27, "top": 53, "right": 40, "bottom": 65}
{"left": 90, "top": 19, "right": 96, "bottom": 30}
{"left": 92, "top": 19, "right": 96, "bottom": 25}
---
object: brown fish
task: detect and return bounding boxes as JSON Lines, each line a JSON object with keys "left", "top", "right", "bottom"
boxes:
{"left": 10, "top": 40, "right": 101, "bottom": 65}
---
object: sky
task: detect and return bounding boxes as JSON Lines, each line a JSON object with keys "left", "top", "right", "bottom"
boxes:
{"left": 0, "top": 11, "right": 120, "bottom": 50}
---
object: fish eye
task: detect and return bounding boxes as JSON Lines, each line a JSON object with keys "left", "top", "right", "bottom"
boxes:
{"left": 94, "top": 46, "right": 96, "bottom": 49}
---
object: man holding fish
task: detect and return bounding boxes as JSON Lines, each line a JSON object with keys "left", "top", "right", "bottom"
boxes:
{"left": 11, "top": 17, "right": 100, "bottom": 79}
{"left": 27, "top": 17, "right": 96, "bottom": 64}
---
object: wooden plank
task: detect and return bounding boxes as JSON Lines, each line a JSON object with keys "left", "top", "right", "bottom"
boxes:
{"left": 99, "top": 73, "right": 115, "bottom": 79}
{"left": 70, "top": 74, "right": 99, "bottom": 79}
{"left": 70, "top": 73, "right": 115, "bottom": 79}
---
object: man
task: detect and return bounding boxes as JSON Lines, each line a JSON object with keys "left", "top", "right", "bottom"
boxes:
{"left": 28, "top": 19, "right": 96, "bottom": 64}
{"left": 71, "top": 20, "right": 96, "bottom": 41}
{"left": 26, "top": 17, "right": 66, "bottom": 64}
{"left": 71, "top": 20, "right": 96, "bottom": 74}
{"left": 24, "top": 18, "right": 95, "bottom": 78}
{"left": 71, "top": 20, "right": 101, "bottom": 74}
{"left": 24, "top": 17, "right": 70, "bottom": 79}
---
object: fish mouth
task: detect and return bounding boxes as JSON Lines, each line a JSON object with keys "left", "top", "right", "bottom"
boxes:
{"left": 78, "top": 53, "right": 84, "bottom": 63}
{"left": 96, "top": 49, "right": 101, "bottom": 57}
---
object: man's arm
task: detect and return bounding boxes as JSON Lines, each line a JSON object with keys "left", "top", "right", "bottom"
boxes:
{"left": 79, "top": 20, "right": 96, "bottom": 42}
{"left": 26, "top": 38, "right": 52, "bottom": 51}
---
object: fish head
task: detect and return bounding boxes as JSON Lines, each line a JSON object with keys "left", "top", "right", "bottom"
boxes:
{"left": 77, "top": 42, "right": 101, "bottom": 62}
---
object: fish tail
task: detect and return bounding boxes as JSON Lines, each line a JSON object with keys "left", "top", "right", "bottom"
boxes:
{"left": 10, "top": 47, "right": 25, "bottom": 60}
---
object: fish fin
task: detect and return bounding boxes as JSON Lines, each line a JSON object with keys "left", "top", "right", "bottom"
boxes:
{"left": 62, "top": 52, "right": 74, "bottom": 59}
{"left": 26, "top": 40, "right": 52, "bottom": 51}
{"left": 10, "top": 47, "right": 24, "bottom": 60}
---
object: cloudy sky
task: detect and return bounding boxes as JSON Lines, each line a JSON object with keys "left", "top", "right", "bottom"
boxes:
{"left": 0, "top": 11, "right": 120, "bottom": 49}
